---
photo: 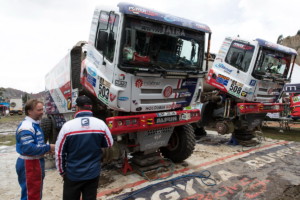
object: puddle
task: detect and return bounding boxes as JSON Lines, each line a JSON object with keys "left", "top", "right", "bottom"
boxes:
{"left": 0, "top": 135, "right": 15, "bottom": 146}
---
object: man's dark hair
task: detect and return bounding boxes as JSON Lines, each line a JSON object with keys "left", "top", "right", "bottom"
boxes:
{"left": 25, "top": 99, "right": 43, "bottom": 116}
{"left": 76, "top": 95, "right": 93, "bottom": 110}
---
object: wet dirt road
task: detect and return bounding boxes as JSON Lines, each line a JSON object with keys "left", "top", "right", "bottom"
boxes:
{"left": 100, "top": 140, "right": 300, "bottom": 200}
{"left": 0, "top": 128, "right": 300, "bottom": 200}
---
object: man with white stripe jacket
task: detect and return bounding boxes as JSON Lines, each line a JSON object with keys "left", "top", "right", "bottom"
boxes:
{"left": 55, "top": 95, "right": 113, "bottom": 200}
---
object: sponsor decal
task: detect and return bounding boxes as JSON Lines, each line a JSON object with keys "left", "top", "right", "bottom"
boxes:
{"left": 144, "top": 81, "right": 161, "bottom": 87}
{"left": 157, "top": 111, "right": 177, "bottom": 117}
{"left": 135, "top": 79, "right": 143, "bottom": 88}
{"left": 87, "top": 66, "right": 97, "bottom": 77}
{"left": 128, "top": 6, "right": 158, "bottom": 16}
{"left": 241, "top": 91, "right": 248, "bottom": 97}
{"left": 166, "top": 102, "right": 182, "bottom": 109}
{"left": 132, "top": 100, "right": 138, "bottom": 105}
{"left": 195, "top": 24, "right": 210, "bottom": 31}
{"left": 155, "top": 115, "right": 179, "bottom": 124}
{"left": 108, "top": 121, "right": 113, "bottom": 128}
{"left": 87, "top": 51, "right": 100, "bottom": 66}
{"left": 179, "top": 92, "right": 191, "bottom": 97}
{"left": 136, "top": 107, "right": 142, "bottom": 111}
{"left": 181, "top": 112, "right": 191, "bottom": 120}
{"left": 87, "top": 74, "right": 96, "bottom": 87}
{"left": 119, "top": 74, "right": 125, "bottom": 80}
{"left": 163, "top": 15, "right": 178, "bottom": 22}
{"left": 109, "top": 93, "right": 116, "bottom": 102}
{"left": 216, "top": 74, "right": 230, "bottom": 86}
{"left": 162, "top": 86, "right": 173, "bottom": 98}
{"left": 215, "top": 63, "right": 233, "bottom": 74}
{"left": 146, "top": 105, "right": 166, "bottom": 111}
{"left": 232, "top": 42, "right": 254, "bottom": 50}
{"left": 81, "top": 118, "right": 90, "bottom": 126}
{"left": 99, "top": 77, "right": 111, "bottom": 88}
{"left": 118, "top": 97, "right": 129, "bottom": 101}
{"left": 162, "top": 25, "right": 185, "bottom": 36}
{"left": 293, "top": 96, "right": 300, "bottom": 103}
{"left": 140, "top": 24, "right": 185, "bottom": 36}
{"left": 59, "top": 81, "right": 72, "bottom": 105}
{"left": 115, "top": 80, "right": 127, "bottom": 88}
{"left": 249, "top": 80, "right": 256, "bottom": 86}
{"left": 182, "top": 79, "right": 197, "bottom": 86}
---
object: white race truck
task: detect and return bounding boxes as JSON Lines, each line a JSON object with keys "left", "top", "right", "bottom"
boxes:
{"left": 9, "top": 98, "right": 23, "bottom": 115}
{"left": 198, "top": 36, "right": 298, "bottom": 141}
{"left": 42, "top": 3, "right": 212, "bottom": 169}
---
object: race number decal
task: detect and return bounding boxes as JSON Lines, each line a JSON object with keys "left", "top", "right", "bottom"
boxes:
{"left": 228, "top": 80, "right": 243, "bottom": 97}
{"left": 98, "top": 78, "right": 110, "bottom": 104}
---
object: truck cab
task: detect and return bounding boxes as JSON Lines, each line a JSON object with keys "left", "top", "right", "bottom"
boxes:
{"left": 201, "top": 36, "right": 297, "bottom": 138}
{"left": 82, "top": 3, "right": 211, "bottom": 114}
{"left": 207, "top": 37, "right": 297, "bottom": 104}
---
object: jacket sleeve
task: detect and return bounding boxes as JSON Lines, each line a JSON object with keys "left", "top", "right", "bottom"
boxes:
{"left": 101, "top": 122, "right": 114, "bottom": 148}
{"left": 16, "top": 130, "right": 50, "bottom": 156}
{"left": 55, "top": 126, "right": 67, "bottom": 176}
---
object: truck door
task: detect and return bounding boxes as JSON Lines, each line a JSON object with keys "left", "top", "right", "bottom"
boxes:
{"left": 209, "top": 40, "right": 255, "bottom": 99}
{"left": 85, "top": 11, "right": 120, "bottom": 104}
{"left": 223, "top": 41, "right": 255, "bottom": 98}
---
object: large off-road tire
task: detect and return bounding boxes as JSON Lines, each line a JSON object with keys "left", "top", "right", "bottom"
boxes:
{"left": 160, "top": 124, "right": 196, "bottom": 163}
{"left": 233, "top": 130, "right": 255, "bottom": 141}
{"left": 41, "top": 118, "right": 53, "bottom": 143}
{"left": 194, "top": 126, "right": 207, "bottom": 139}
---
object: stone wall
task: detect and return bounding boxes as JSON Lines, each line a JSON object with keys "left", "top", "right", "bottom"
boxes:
{"left": 280, "top": 34, "right": 300, "bottom": 65}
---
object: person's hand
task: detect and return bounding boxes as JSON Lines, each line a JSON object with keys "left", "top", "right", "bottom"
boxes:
{"left": 48, "top": 144, "right": 55, "bottom": 154}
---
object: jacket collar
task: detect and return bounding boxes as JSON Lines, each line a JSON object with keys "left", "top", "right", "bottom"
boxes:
{"left": 25, "top": 116, "right": 40, "bottom": 124}
{"left": 74, "top": 110, "right": 93, "bottom": 118}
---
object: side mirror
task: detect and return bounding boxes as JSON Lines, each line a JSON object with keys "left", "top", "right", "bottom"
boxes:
{"left": 96, "top": 31, "right": 108, "bottom": 52}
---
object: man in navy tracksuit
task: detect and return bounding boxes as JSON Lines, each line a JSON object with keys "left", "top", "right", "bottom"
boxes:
{"left": 55, "top": 95, "right": 113, "bottom": 200}
{"left": 15, "top": 99, "right": 55, "bottom": 200}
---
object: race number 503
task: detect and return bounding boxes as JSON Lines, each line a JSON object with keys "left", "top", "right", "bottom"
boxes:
{"left": 98, "top": 83, "right": 109, "bottom": 100}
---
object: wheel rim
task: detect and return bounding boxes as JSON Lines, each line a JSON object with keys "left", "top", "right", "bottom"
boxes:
{"left": 167, "top": 130, "right": 179, "bottom": 151}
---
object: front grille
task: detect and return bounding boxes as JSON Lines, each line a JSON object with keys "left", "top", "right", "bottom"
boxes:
{"left": 141, "top": 97, "right": 186, "bottom": 104}
{"left": 257, "top": 94, "right": 275, "bottom": 98}
{"left": 141, "top": 88, "right": 188, "bottom": 94}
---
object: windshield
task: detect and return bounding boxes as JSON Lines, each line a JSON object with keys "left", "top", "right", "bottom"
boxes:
{"left": 253, "top": 48, "right": 292, "bottom": 78}
{"left": 120, "top": 17, "right": 205, "bottom": 72}
{"left": 225, "top": 41, "right": 254, "bottom": 72}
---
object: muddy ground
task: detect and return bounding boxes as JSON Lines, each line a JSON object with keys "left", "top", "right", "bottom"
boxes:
{"left": 0, "top": 116, "right": 300, "bottom": 200}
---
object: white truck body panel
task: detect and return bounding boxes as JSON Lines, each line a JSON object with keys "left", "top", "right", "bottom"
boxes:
{"left": 9, "top": 99, "right": 22, "bottom": 113}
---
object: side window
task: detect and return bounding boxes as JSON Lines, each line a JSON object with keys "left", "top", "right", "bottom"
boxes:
{"left": 95, "top": 11, "right": 119, "bottom": 62}
{"left": 225, "top": 41, "right": 254, "bottom": 72}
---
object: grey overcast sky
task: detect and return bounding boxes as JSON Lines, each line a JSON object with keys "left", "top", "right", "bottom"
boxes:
{"left": 0, "top": 0, "right": 299, "bottom": 93}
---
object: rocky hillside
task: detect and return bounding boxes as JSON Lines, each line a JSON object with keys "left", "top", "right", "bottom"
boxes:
{"left": 1, "top": 88, "right": 44, "bottom": 101}
{"left": 279, "top": 32, "right": 300, "bottom": 65}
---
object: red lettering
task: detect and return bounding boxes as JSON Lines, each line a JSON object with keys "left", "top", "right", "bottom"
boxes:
{"left": 222, "top": 184, "right": 239, "bottom": 194}
{"left": 214, "top": 190, "right": 228, "bottom": 198}
{"left": 204, "top": 193, "right": 214, "bottom": 200}
{"left": 244, "top": 179, "right": 270, "bottom": 199}
{"left": 240, "top": 177, "right": 253, "bottom": 186}
{"left": 183, "top": 193, "right": 204, "bottom": 200}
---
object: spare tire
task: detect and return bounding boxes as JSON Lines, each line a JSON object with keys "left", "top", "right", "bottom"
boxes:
{"left": 41, "top": 118, "right": 53, "bottom": 143}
